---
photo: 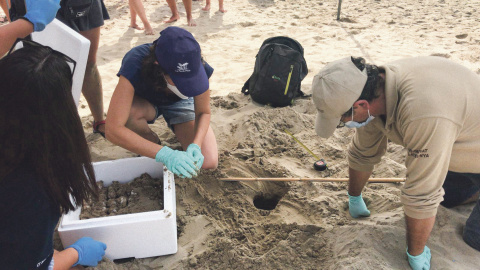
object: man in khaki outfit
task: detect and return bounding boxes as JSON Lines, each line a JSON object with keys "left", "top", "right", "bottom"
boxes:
{"left": 312, "top": 56, "right": 480, "bottom": 270}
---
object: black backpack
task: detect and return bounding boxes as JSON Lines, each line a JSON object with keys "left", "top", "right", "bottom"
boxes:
{"left": 241, "top": 36, "right": 308, "bottom": 107}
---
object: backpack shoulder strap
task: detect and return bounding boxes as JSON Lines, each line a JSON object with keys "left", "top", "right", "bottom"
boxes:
{"left": 241, "top": 77, "right": 250, "bottom": 95}
{"left": 294, "top": 84, "right": 312, "bottom": 99}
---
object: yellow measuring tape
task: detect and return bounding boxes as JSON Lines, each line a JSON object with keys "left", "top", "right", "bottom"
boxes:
{"left": 284, "top": 129, "right": 320, "bottom": 160}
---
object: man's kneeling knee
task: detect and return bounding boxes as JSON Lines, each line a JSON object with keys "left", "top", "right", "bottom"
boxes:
{"left": 463, "top": 204, "right": 480, "bottom": 251}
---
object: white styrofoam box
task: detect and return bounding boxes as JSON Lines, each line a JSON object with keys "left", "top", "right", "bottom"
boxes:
{"left": 31, "top": 19, "right": 90, "bottom": 106}
{"left": 58, "top": 157, "right": 177, "bottom": 260}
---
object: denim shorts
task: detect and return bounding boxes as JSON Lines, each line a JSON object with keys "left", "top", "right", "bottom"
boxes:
{"left": 147, "top": 98, "right": 195, "bottom": 131}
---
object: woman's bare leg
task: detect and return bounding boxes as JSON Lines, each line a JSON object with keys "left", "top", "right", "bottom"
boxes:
{"left": 129, "top": 0, "right": 154, "bottom": 34}
{"left": 164, "top": 0, "right": 180, "bottom": 23}
{"left": 182, "top": 0, "right": 196, "bottom": 26}
{"left": 79, "top": 27, "right": 105, "bottom": 134}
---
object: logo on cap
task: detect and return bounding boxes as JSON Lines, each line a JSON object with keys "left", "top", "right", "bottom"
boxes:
{"left": 176, "top": 63, "right": 190, "bottom": 73}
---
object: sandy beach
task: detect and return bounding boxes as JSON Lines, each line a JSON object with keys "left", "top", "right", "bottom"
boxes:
{"left": 29, "top": 0, "right": 480, "bottom": 268}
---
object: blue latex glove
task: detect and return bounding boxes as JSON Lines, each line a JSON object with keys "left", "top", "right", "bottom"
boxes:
{"left": 407, "top": 246, "right": 431, "bottom": 270}
{"left": 67, "top": 237, "right": 107, "bottom": 267}
{"left": 348, "top": 193, "right": 371, "bottom": 218}
{"left": 23, "top": 0, "right": 61, "bottom": 31}
{"left": 186, "top": 143, "right": 204, "bottom": 170}
{"left": 156, "top": 146, "right": 197, "bottom": 178}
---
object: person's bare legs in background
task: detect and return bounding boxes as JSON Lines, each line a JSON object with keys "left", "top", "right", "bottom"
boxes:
{"left": 0, "top": 0, "right": 11, "bottom": 22}
{"left": 202, "top": 0, "right": 226, "bottom": 13}
{"left": 129, "top": 0, "right": 154, "bottom": 35}
{"left": 182, "top": 0, "right": 196, "bottom": 26}
{"left": 79, "top": 27, "right": 106, "bottom": 134}
{"left": 165, "top": 0, "right": 196, "bottom": 26}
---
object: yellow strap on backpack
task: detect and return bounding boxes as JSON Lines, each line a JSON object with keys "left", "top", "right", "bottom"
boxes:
{"left": 284, "top": 65, "right": 294, "bottom": 95}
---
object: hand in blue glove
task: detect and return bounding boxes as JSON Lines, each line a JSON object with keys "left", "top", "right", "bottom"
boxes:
{"left": 407, "top": 246, "right": 431, "bottom": 270}
{"left": 186, "top": 143, "right": 204, "bottom": 170}
{"left": 348, "top": 193, "right": 371, "bottom": 218}
{"left": 156, "top": 146, "right": 197, "bottom": 178}
{"left": 67, "top": 237, "right": 107, "bottom": 267}
{"left": 23, "top": 0, "right": 61, "bottom": 32}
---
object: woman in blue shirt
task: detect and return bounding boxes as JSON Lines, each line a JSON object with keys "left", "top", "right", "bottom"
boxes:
{"left": 106, "top": 26, "right": 218, "bottom": 178}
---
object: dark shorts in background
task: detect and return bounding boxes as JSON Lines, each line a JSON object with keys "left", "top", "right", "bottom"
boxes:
{"left": 441, "top": 171, "right": 480, "bottom": 208}
{"left": 441, "top": 171, "right": 480, "bottom": 251}
{"left": 56, "top": 0, "right": 110, "bottom": 32}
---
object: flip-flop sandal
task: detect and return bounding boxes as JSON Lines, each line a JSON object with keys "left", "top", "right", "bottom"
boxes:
{"left": 93, "top": 120, "right": 106, "bottom": 138}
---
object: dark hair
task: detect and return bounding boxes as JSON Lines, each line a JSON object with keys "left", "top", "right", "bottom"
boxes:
{"left": 0, "top": 46, "right": 98, "bottom": 214}
{"left": 342, "top": 57, "right": 385, "bottom": 117}
{"left": 141, "top": 44, "right": 169, "bottom": 95}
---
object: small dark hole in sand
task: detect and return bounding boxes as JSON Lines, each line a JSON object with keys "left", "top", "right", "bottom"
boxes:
{"left": 113, "top": 257, "right": 135, "bottom": 264}
{"left": 253, "top": 194, "right": 281, "bottom": 210}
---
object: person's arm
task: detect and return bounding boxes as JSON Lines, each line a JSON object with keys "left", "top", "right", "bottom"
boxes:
{"left": 0, "top": 19, "right": 34, "bottom": 56}
{"left": 348, "top": 167, "right": 372, "bottom": 196}
{"left": 105, "top": 76, "right": 162, "bottom": 158}
{"left": 52, "top": 248, "right": 79, "bottom": 270}
{"left": 346, "top": 121, "right": 387, "bottom": 217}
{"left": 347, "top": 167, "right": 372, "bottom": 218}
{"left": 406, "top": 215, "right": 436, "bottom": 255}
{"left": 53, "top": 237, "right": 106, "bottom": 269}
{"left": 0, "top": 0, "right": 60, "bottom": 56}
{"left": 400, "top": 118, "right": 459, "bottom": 269}
{"left": 191, "top": 89, "right": 212, "bottom": 147}
{"left": 347, "top": 118, "right": 388, "bottom": 174}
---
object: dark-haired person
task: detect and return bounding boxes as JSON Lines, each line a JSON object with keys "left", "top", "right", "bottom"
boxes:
{"left": 0, "top": 0, "right": 60, "bottom": 56}
{"left": 312, "top": 56, "right": 480, "bottom": 270}
{"left": 0, "top": 40, "right": 106, "bottom": 269}
{"left": 55, "top": 0, "right": 110, "bottom": 137}
{"left": 106, "top": 26, "right": 218, "bottom": 179}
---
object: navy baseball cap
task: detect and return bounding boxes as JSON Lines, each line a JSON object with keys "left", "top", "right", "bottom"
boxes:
{"left": 155, "top": 27, "right": 209, "bottom": 97}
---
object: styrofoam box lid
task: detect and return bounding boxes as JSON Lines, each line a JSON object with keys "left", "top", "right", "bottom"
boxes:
{"left": 31, "top": 19, "right": 90, "bottom": 106}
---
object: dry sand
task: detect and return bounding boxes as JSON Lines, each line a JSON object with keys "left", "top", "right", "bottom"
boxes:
{"left": 47, "top": 0, "right": 480, "bottom": 268}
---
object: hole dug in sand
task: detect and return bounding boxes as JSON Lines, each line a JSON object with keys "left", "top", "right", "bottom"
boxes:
{"left": 251, "top": 182, "right": 290, "bottom": 211}
{"left": 253, "top": 194, "right": 282, "bottom": 210}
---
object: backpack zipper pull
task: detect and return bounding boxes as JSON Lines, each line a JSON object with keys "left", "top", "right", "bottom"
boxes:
{"left": 284, "top": 65, "right": 294, "bottom": 95}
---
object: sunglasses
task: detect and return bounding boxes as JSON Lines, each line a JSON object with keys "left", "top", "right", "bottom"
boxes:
{"left": 8, "top": 38, "right": 77, "bottom": 76}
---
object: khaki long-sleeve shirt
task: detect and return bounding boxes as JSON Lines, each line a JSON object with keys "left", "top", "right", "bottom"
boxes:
{"left": 348, "top": 56, "right": 480, "bottom": 219}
